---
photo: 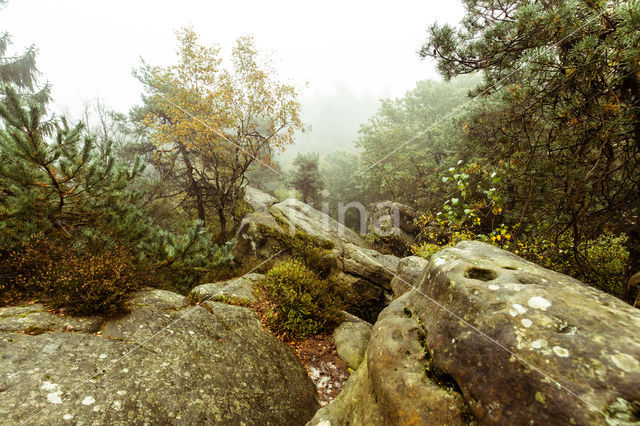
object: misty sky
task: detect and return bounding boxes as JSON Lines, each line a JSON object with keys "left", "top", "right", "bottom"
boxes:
{"left": 0, "top": 0, "right": 464, "bottom": 116}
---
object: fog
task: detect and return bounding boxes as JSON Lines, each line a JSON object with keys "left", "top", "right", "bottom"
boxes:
{"left": 0, "top": 0, "right": 464, "bottom": 155}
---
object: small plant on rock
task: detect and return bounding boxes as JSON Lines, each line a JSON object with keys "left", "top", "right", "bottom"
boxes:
{"left": 258, "top": 259, "right": 344, "bottom": 338}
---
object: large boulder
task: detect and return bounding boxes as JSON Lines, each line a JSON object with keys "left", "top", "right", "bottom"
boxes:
{"left": 188, "top": 273, "right": 264, "bottom": 304}
{"left": 308, "top": 293, "right": 472, "bottom": 425}
{"left": 270, "top": 198, "right": 369, "bottom": 249}
{"left": 0, "top": 304, "right": 104, "bottom": 334}
{"left": 333, "top": 314, "right": 372, "bottom": 370}
{"left": 0, "top": 288, "right": 319, "bottom": 424}
{"left": 243, "top": 185, "right": 278, "bottom": 212}
{"left": 342, "top": 243, "right": 400, "bottom": 290}
{"left": 238, "top": 187, "right": 368, "bottom": 253}
{"left": 390, "top": 255, "right": 429, "bottom": 298}
{"left": 310, "top": 241, "right": 640, "bottom": 425}
{"left": 237, "top": 189, "right": 401, "bottom": 319}
{"left": 405, "top": 241, "right": 640, "bottom": 424}
{"left": 368, "top": 201, "right": 420, "bottom": 237}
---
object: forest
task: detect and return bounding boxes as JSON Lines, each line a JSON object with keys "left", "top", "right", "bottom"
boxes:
{"left": 1, "top": 0, "right": 640, "bottom": 423}
{"left": 2, "top": 0, "right": 637, "bottom": 317}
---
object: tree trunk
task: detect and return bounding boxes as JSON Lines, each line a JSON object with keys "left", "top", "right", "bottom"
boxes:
{"left": 217, "top": 206, "right": 227, "bottom": 243}
{"left": 180, "top": 147, "right": 206, "bottom": 222}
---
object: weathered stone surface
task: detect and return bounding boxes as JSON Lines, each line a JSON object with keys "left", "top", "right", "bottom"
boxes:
{"left": 271, "top": 198, "right": 369, "bottom": 249}
{"left": 237, "top": 190, "right": 402, "bottom": 319}
{"left": 127, "top": 288, "right": 188, "bottom": 310}
{"left": 333, "top": 316, "right": 372, "bottom": 370}
{"left": 333, "top": 272, "right": 385, "bottom": 308}
{"left": 403, "top": 241, "right": 640, "bottom": 425}
{"left": 244, "top": 185, "right": 278, "bottom": 212}
{"left": 0, "top": 288, "right": 319, "bottom": 425}
{"left": 342, "top": 243, "right": 400, "bottom": 289}
{"left": 0, "top": 304, "right": 104, "bottom": 333}
{"left": 313, "top": 241, "right": 640, "bottom": 425}
{"left": 629, "top": 272, "right": 640, "bottom": 308}
{"left": 390, "top": 256, "right": 429, "bottom": 298}
{"left": 188, "top": 273, "right": 264, "bottom": 304}
{"left": 368, "top": 201, "right": 419, "bottom": 236}
{"left": 308, "top": 293, "right": 472, "bottom": 425}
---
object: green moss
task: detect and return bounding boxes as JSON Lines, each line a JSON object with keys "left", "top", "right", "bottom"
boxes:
{"left": 210, "top": 294, "right": 252, "bottom": 307}
{"left": 257, "top": 224, "right": 337, "bottom": 279}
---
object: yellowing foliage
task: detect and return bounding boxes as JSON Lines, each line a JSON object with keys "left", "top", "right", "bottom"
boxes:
{"left": 138, "top": 27, "right": 305, "bottom": 237}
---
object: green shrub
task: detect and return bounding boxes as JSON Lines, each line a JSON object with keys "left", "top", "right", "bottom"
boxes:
{"left": 573, "top": 231, "right": 629, "bottom": 297}
{"left": 258, "top": 224, "right": 336, "bottom": 278}
{"left": 259, "top": 259, "right": 344, "bottom": 338}
{"left": 0, "top": 234, "right": 140, "bottom": 315}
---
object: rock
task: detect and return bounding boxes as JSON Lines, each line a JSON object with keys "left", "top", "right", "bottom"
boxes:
{"left": 188, "top": 273, "right": 264, "bottom": 304}
{"left": 0, "top": 288, "right": 319, "bottom": 424}
{"left": 308, "top": 293, "right": 472, "bottom": 425}
{"left": 403, "top": 241, "right": 640, "bottom": 424}
{"left": 342, "top": 243, "right": 400, "bottom": 289}
{"left": 271, "top": 198, "right": 369, "bottom": 249}
{"left": 237, "top": 195, "right": 402, "bottom": 318}
{"left": 390, "top": 256, "right": 429, "bottom": 298}
{"left": 629, "top": 272, "right": 640, "bottom": 308}
{"left": 307, "top": 353, "right": 384, "bottom": 425}
{"left": 243, "top": 185, "right": 278, "bottom": 212}
{"left": 236, "top": 195, "right": 368, "bottom": 260}
{"left": 333, "top": 316, "right": 372, "bottom": 370}
{"left": 0, "top": 304, "right": 104, "bottom": 333}
{"left": 368, "top": 201, "right": 419, "bottom": 236}
{"left": 127, "top": 288, "right": 188, "bottom": 310}
{"left": 332, "top": 272, "right": 386, "bottom": 321}
{"left": 313, "top": 241, "right": 640, "bottom": 425}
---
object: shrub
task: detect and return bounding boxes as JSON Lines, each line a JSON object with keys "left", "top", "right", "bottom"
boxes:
{"left": 411, "top": 163, "right": 631, "bottom": 300}
{"left": 571, "top": 231, "right": 629, "bottom": 297}
{"left": 258, "top": 224, "right": 337, "bottom": 278}
{"left": 259, "top": 259, "right": 344, "bottom": 338}
{"left": 0, "top": 234, "right": 140, "bottom": 315}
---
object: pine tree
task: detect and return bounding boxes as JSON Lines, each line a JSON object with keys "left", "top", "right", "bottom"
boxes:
{"left": 0, "top": 87, "right": 234, "bottom": 291}
{"left": 290, "top": 153, "right": 323, "bottom": 205}
{"left": 0, "top": 86, "right": 145, "bottom": 246}
{"left": 421, "top": 0, "right": 640, "bottom": 290}
{"left": 0, "top": 5, "right": 50, "bottom": 105}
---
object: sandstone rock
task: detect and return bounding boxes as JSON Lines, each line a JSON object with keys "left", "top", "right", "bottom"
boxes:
{"left": 629, "top": 272, "right": 640, "bottom": 308}
{"left": 342, "top": 243, "right": 400, "bottom": 289}
{"left": 0, "top": 288, "right": 319, "bottom": 424}
{"left": 333, "top": 316, "right": 372, "bottom": 370}
{"left": 188, "top": 273, "right": 264, "bottom": 304}
{"left": 127, "top": 288, "right": 188, "bottom": 310}
{"left": 312, "top": 241, "right": 640, "bottom": 425}
{"left": 368, "top": 201, "right": 419, "bottom": 236}
{"left": 307, "top": 353, "right": 385, "bottom": 425}
{"left": 332, "top": 272, "right": 385, "bottom": 319}
{"left": 390, "top": 256, "right": 429, "bottom": 298}
{"left": 271, "top": 198, "right": 369, "bottom": 248}
{"left": 404, "top": 241, "right": 640, "bottom": 424}
{"left": 0, "top": 304, "right": 104, "bottom": 333}
{"left": 308, "top": 293, "right": 473, "bottom": 425}
{"left": 237, "top": 194, "right": 401, "bottom": 318}
{"left": 244, "top": 185, "right": 278, "bottom": 212}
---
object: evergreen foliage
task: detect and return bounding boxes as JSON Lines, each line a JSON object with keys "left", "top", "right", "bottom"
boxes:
{"left": 357, "top": 77, "right": 479, "bottom": 209}
{"left": 289, "top": 152, "right": 323, "bottom": 205}
{"left": 420, "top": 0, "right": 640, "bottom": 293}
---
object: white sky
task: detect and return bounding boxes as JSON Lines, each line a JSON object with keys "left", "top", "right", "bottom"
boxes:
{"left": 0, "top": 0, "right": 464, "bottom": 116}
